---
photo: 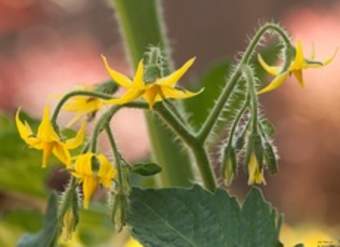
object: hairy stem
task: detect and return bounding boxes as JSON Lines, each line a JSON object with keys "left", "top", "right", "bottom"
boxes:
{"left": 105, "top": 126, "right": 124, "bottom": 189}
{"left": 197, "top": 23, "right": 291, "bottom": 143}
{"left": 155, "top": 104, "right": 217, "bottom": 191}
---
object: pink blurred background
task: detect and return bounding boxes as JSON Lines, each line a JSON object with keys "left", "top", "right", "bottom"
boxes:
{"left": 1, "top": 0, "right": 340, "bottom": 227}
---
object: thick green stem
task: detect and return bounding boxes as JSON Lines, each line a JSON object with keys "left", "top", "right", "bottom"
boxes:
{"left": 155, "top": 105, "right": 217, "bottom": 191}
{"left": 197, "top": 23, "right": 292, "bottom": 143}
{"left": 112, "top": 0, "right": 194, "bottom": 187}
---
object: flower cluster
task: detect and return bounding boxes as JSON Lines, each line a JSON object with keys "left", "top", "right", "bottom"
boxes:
{"left": 15, "top": 55, "right": 200, "bottom": 209}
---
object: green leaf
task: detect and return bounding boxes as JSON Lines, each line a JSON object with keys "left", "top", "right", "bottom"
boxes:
{"left": 127, "top": 185, "right": 282, "bottom": 247}
{"left": 131, "top": 163, "right": 162, "bottom": 176}
{"left": 17, "top": 193, "right": 59, "bottom": 247}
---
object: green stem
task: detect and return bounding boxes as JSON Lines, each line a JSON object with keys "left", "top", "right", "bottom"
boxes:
{"left": 57, "top": 176, "right": 77, "bottom": 226}
{"left": 154, "top": 104, "right": 196, "bottom": 146}
{"left": 105, "top": 126, "right": 124, "bottom": 189}
{"left": 242, "top": 66, "right": 258, "bottom": 130}
{"left": 197, "top": 23, "right": 292, "bottom": 143}
{"left": 226, "top": 96, "right": 249, "bottom": 148}
{"left": 155, "top": 104, "right": 217, "bottom": 191}
{"left": 90, "top": 102, "right": 148, "bottom": 152}
{"left": 113, "top": 0, "right": 194, "bottom": 187}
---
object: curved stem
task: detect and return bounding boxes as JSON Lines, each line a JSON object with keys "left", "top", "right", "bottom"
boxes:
{"left": 155, "top": 104, "right": 217, "bottom": 190}
{"left": 197, "top": 23, "right": 292, "bottom": 143}
{"left": 88, "top": 100, "right": 217, "bottom": 191}
{"left": 154, "top": 104, "right": 196, "bottom": 146}
{"left": 226, "top": 96, "right": 249, "bottom": 148}
{"left": 90, "top": 102, "right": 148, "bottom": 152}
{"left": 51, "top": 90, "right": 113, "bottom": 130}
{"left": 105, "top": 126, "right": 124, "bottom": 188}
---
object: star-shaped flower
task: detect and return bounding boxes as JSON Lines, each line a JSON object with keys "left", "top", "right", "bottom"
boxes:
{"left": 258, "top": 41, "right": 337, "bottom": 94}
{"left": 102, "top": 55, "right": 203, "bottom": 108}
{"left": 16, "top": 106, "right": 85, "bottom": 167}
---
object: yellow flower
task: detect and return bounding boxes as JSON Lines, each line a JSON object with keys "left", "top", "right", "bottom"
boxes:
{"left": 63, "top": 89, "right": 105, "bottom": 126}
{"left": 247, "top": 153, "right": 266, "bottom": 185}
{"left": 258, "top": 41, "right": 337, "bottom": 94}
{"left": 16, "top": 106, "right": 85, "bottom": 168}
{"left": 102, "top": 55, "right": 203, "bottom": 108}
{"left": 125, "top": 238, "right": 143, "bottom": 247}
{"left": 72, "top": 152, "right": 117, "bottom": 209}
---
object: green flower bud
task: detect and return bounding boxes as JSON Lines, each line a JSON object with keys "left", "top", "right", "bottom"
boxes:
{"left": 221, "top": 146, "right": 237, "bottom": 186}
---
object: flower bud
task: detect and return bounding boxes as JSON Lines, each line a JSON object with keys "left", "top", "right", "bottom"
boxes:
{"left": 112, "top": 193, "right": 128, "bottom": 232}
{"left": 221, "top": 146, "right": 237, "bottom": 186}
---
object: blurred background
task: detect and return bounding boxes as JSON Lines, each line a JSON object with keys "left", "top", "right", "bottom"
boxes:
{"left": 0, "top": 0, "right": 340, "bottom": 245}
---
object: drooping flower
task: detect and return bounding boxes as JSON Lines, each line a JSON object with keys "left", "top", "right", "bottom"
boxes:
{"left": 102, "top": 55, "right": 203, "bottom": 108}
{"left": 16, "top": 106, "right": 85, "bottom": 167}
{"left": 63, "top": 88, "right": 105, "bottom": 127}
{"left": 258, "top": 41, "right": 337, "bottom": 94}
{"left": 72, "top": 152, "right": 117, "bottom": 208}
{"left": 247, "top": 153, "right": 266, "bottom": 185}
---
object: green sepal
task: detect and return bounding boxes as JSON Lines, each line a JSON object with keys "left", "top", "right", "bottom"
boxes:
{"left": 221, "top": 146, "right": 237, "bottom": 186}
{"left": 112, "top": 192, "right": 128, "bottom": 232}
{"left": 91, "top": 155, "right": 100, "bottom": 172}
{"left": 260, "top": 117, "right": 275, "bottom": 138}
{"left": 263, "top": 141, "right": 278, "bottom": 174}
{"left": 144, "top": 64, "right": 162, "bottom": 83}
{"left": 235, "top": 119, "right": 250, "bottom": 151}
{"left": 143, "top": 46, "right": 168, "bottom": 83}
{"left": 131, "top": 163, "right": 162, "bottom": 176}
{"left": 94, "top": 80, "right": 119, "bottom": 95}
{"left": 245, "top": 132, "right": 264, "bottom": 171}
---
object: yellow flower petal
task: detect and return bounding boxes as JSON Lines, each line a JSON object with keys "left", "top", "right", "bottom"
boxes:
{"left": 36, "top": 106, "right": 59, "bottom": 142}
{"left": 74, "top": 153, "right": 94, "bottom": 177}
{"left": 257, "top": 72, "right": 289, "bottom": 95}
{"left": 125, "top": 238, "right": 143, "bottom": 247}
{"left": 63, "top": 96, "right": 103, "bottom": 114}
{"left": 257, "top": 54, "right": 280, "bottom": 76}
{"left": 292, "top": 70, "right": 304, "bottom": 87}
{"left": 65, "top": 122, "right": 86, "bottom": 150}
{"left": 157, "top": 57, "right": 196, "bottom": 87}
{"left": 42, "top": 142, "right": 54, "bottom": 168}
{"left": 101, "top": 55, "right": 132, "bottom": 88}
{"left": 53, "top": 142, "right": 72, "bottom": 167}
{"left": 160, "top": 85, "right": 203, "bottom": 100}
{"left": 106, "top": 87, "right": 144, "bottom": 105}
{"left": 15, "top": 108, "right": 36, "bottom": 145}
{"left": 82, "top": 176, "right": 98, "bottom": 209}
{"left": 97, "top": 154, "right": 116, "bottom": 188}
{"left": 322, "top": 47, "right": 338, "bottom": 66}
{"left": 143, "top": 85, "right": 161, "bottom": 109}
{"left": 290, "top": 41, "right": 305, "bottom": 71}
{"left": 133, "top": 59, "right": 145, "bottom": 88}
{"left": 247, "top": 153, "right": 266, "bottom": 185}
